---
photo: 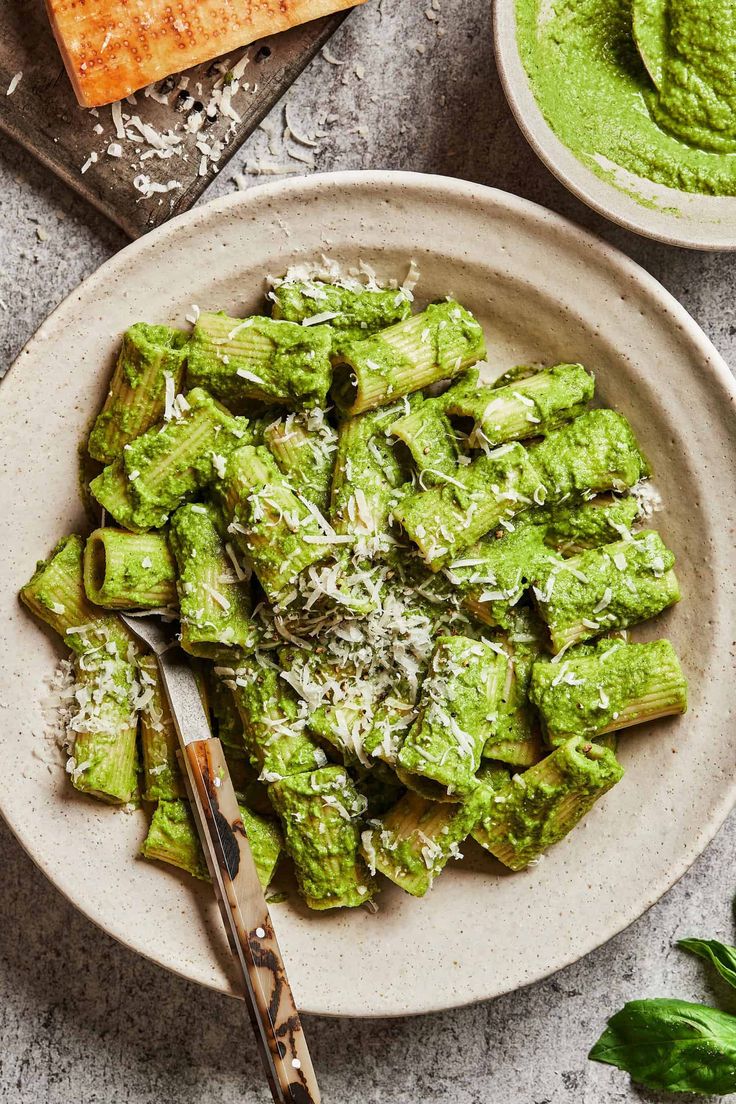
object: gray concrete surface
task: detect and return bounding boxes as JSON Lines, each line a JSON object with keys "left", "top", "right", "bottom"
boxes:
{"left": 1, "top": 1, "right": 735, "bottom": 1101}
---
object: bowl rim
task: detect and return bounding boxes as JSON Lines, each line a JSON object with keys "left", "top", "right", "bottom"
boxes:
{"left": 1, "top": 170, "right": 736, "bottom": 1016}
{"left": 492, "top": 0, "right": 736, "bottom": 252}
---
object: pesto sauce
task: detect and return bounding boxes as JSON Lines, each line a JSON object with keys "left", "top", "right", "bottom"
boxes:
{"left": 473, "top": 736, "right": 624, "bottom": 869}
{"left": 269, "top": 766, "right": 374, "bottom": 909}
{"left": 530, "top": 638, "right": 687, "bottom": 742}
{"left": 516, "top": 0, "right": 736, "bottom": 198}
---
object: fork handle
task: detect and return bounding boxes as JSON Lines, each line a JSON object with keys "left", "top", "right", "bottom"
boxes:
{"left": 184, "top": 737, "right": 320, "bottom": 1104}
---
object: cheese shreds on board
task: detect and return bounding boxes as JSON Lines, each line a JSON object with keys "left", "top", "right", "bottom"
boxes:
{"left": 45, "top": 0, "right": 367, "bottom": 108}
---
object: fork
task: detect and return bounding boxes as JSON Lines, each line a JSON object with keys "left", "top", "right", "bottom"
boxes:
{"left": 121, "top": 612, "right": 320, "bottom": 1104}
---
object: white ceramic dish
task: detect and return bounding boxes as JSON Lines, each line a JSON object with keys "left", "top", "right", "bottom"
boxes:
{"left": 1, "top": 171, "right": 735, "bottom": 1017}
{"left": 493, "top": 0, "right": 736, "bottom": 251}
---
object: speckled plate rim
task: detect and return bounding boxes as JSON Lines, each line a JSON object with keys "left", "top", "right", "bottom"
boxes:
{"left": 493, "top": 0, "right": 736, "bottom": 252}
{"left": 1, "top": 171, "right": 735, "bottom": 1017}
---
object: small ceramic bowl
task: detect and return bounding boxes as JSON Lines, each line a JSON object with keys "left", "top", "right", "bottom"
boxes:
{"left": 493, "top": 0, "right": 736, "bottom": 250}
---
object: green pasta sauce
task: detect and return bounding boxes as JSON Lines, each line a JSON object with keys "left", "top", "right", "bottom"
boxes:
{"left": 516, "top": 0, "right": 736, "bottom": 198}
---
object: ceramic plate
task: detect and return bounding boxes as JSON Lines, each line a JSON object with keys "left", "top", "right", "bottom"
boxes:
{"left": 1, "top": 172, "right": 735, "bottom": 1017}
{"left": 493, "top": 0, "right": 736, "bottom": 250}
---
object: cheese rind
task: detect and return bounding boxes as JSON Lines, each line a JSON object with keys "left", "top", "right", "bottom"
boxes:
{"left": 46, "top": 0, "right": 364, "bottom": 109}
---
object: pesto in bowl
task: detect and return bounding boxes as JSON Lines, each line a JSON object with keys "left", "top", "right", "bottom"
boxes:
{"left": 516, "top": 0, "right": 736, "bottom": 198}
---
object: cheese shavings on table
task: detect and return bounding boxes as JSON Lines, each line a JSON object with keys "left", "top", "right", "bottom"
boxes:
{"left": 46, "top": 0, "right": 367, "bottom": 108}
{"left": 21, "top": 260, "right": 688, "bottom": 910}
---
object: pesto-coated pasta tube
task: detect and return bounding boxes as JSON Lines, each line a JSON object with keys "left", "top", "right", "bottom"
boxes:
{"left": 205, "top": 667, "right": 246, "bottom": 750}
{"left": 472, "top": 736, "right": 624, "bottom": 869}
{"left": 141, "top": 798, "right": 283, "bottom": 887}
{"left": 386, "top": 366, "right": 477, "bottom": 483}
{"left": 329, "top": 402, "right": 411, "bottom": 540}
{"left": 141, "top": 799, "right": 209, "bottom": 880}
{"left": 263, "top": 408, "right": 337, "bottom": 513}
{"left": 68, "top": 654, "right": 140, "bottom": 804}
{"left": 394, "top": 442, "right": 544, "bottom": 571}
{"left": 530, "top": 639, "right": 688, "bottom": 745}
{"left": 360, "top": 768, "right": 508, "bottom": 897}
{"left": 138, "top": 654, "right": 185, "bottom": 802}
{"left": 268, "top": 765, "right": 375, "bottom": 910}
{"left": 217, "top": 443, "right": 335, "bottom": 603}
{"left": 450, "top": 497, "right": 641, "bottom": 628}
{"left": 531, "top": 409, "right": 650, "bottom": 501}
{"left": 542, "top": 495, "right": 641, "bottom": 555}
{"left": 271, "top": 279, "right": 412, "bottom": 352}
{"left": 20, "top": 535, "right": 140, "bottom": 803}
{"left": 533, "top": 530, "right": 681, "bottom": 653}
{"left": 388, "top": 394, "right": 461, "bottom": 484}
{"left": 332, "top": 300, "right": 486, "bottom": 416}
{"left": 231, "top": 658, "right": 328, "bottom": 781}
{"left": 169, "top": 502, "right": 258, "bottom": 659}
{"left": 90, "top": 388, "right": 252, "bottom": 531}
{"left": 482, "top": 608, "right": 549, "bottom": 768}
{"left": 350, "top": 698, "right": 418, "bottom": 769}
{"left": 88, "top": 323, "right": 189, "bottom": 464}
{"left": 83, "top": 528, "right": 178, "bottom": 609}
{"left": 397, "top": 636, "right": 509, "bottom": 799}
{"left": 186, "top": 312, "right": 333, "bottom": 410}
{"left": 447, "top": 363, "right": 594, "bottom": 449}
{"left": 446, "top": 517, "right": 560, "bottom": 629}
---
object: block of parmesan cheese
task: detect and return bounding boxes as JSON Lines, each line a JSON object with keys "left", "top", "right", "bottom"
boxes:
{"left": 46, "top": 0, "right": 363, "bottom": 108}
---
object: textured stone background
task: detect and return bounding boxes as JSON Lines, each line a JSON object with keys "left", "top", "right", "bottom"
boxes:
{"left": 1, "top": 1, "right": 735, "bottom": 1101}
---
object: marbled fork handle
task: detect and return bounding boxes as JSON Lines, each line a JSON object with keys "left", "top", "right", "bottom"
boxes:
{"left": 183, "top": 737, "right": 320, "bottom": 1104}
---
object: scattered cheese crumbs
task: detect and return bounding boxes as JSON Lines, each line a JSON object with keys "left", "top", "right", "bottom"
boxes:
{"left": 593, "top": 587, "right": 613, "bottom": 614}
{"left": 6, "top": 72, "right": 22, "bottom": 96}
{"left": 210, "top": 452, "right": 228, "bottom": 479}
{"left": 81, "top": 152, "right": 98, "bottom": 174}
{"left": 244, "top": 161, "right": 298, "bottom": 177}
{"left": 202, "top": 582, "right": 231, "bottom": 610}
{"left": 236, "top": 367, "right": 266, "bottom": 385}
{"left": 107, "top": 143, "right": 123, "bottom": 158}
{"left": 302, "top": 311, "right": 339, "bottom": 327}
{"left": 163, "top": 371, "right": 176, "bottom": 421}
{"left": 286, "top": 147, "right": 315, "bottom": 167}
{"left": 633, "top": 479, "right": 663, "bottom": 518}
{"left": 321, "top": 46, "right": 345, "bottom": 66}
{"left": 284, "top": 103, "right": 319, "bottom": 148}
{"left": 133, "top": 175, "right": 182, "bottom": 198}
{"left": 111, "top": 100, "right": 125, "bottom": 139}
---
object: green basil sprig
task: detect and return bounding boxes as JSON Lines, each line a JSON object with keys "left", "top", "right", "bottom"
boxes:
{"left": 589, "top": 938, "right": 736, "bottom": 1095}
{"left": 679, "top": 939, "right": 736, "bottom": 993}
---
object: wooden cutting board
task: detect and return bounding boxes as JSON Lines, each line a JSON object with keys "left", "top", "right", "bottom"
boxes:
{"left": 0, "top": 0, "right": 348, "bottom": 238}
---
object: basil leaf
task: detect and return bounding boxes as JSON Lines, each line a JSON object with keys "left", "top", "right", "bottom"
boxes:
{"left": 589, "top": 998, "right": 736, "bottom": 1094}
{"left": 679, "top": 938, "right": 736, "bottom": 991}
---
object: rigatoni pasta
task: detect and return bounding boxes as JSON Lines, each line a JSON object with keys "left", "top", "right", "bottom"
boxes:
{"left": 21, "top": 264, "right": 687, "bottom": 911}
